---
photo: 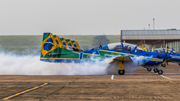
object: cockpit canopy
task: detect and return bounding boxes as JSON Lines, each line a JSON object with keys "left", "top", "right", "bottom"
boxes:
{"left": 107, "top": 43, "right": 144, "bottom": 52}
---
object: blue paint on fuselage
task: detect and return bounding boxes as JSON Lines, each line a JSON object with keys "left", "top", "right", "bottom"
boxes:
{"left": 154, "top": 48, "right": 180, "bottom": 63}
{"left": 169, "top": 53, "right": 180, "bottom": 62}
{"left": 40, "top": 59, "right": 97, "bottom": 63}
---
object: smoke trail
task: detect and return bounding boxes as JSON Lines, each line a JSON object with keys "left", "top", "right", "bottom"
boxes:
{"left": 0, "top": 51, "right": 113, "bottom": 75}
{"left": 106, "top": 56, "right": 150, "bottom": 74}
{"left": 0, "top": 51, "right": 150, "bottom": 75}
{"left": 125, "top": 56, "right": 150, "bottom": 73}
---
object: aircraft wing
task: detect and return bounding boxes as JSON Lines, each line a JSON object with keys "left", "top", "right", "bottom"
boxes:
{"left": 109, "top": 56, "right": 132, "bottom": 64}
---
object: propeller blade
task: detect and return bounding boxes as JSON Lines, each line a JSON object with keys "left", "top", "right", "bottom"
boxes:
{"left": 165, "top": 43, "right": 167, "bottom": 53}
{"left": 165, "top": 58, "right": 167, "bottom": 67}
{"left": 164, "top": 43, "right": 170, "bottom": 67}
{"left": 152, "top": 46, "right": 154, "bottom": 52}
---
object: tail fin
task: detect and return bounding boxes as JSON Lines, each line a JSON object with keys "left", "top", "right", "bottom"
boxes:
{"left": 54, "top": 35, "right": 64, "bottom": 48}
{"left": 66, "top": 39, "right": 74, "bottom": 50}
{"left": 40, "top": 33, "right": 80, "bottom": 61}
{"left": 71, "top": 40, "right": 81, "bottom": 51}
{"left": 41, "top": 32, "right": 58, "bottom": 57}
{"left": 60, "top": 38, "right": 69, "bottom": 49}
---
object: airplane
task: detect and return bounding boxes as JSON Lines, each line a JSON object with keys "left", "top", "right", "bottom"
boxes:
{"left": 40, "top": 32, "right": 171, "bottom": 75}
{"left": 154, "top": 48, "right": 180, "bottom": 66}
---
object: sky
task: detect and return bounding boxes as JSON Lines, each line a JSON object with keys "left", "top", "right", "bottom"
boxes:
{"left": 0, "top": 0, "right": 180, "bottom": 35}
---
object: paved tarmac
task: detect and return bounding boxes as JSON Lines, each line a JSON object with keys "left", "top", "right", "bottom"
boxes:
{"left": 0, "top": 63, "right": 180, "bottom": 101}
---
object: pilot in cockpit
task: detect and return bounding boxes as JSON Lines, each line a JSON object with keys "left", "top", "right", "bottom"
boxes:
{"left": 124, "top": 45, "right": 129, "bottom": 51}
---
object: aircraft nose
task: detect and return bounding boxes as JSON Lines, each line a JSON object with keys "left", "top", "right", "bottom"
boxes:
{"left": 166, "top": 54, "right": 171, "bottom": 59}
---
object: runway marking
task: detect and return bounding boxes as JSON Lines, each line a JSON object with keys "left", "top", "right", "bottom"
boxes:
{"left": 160, "top": 75, "right": 171, "bottom": 80}
{"left": 150, "top": 71, "right": 172, "bottom": 80}
{"left": 2, "top": 83, "right": 48, "bottom": 100}
{"left": 141, "top": 67, "right": 172, "bottom": 80}
{"left": 111, "top": 75, "right": 114, "bottom": 80}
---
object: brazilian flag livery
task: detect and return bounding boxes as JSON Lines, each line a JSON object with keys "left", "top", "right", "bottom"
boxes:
{"left": 40, "top": 32, "right": 169, "bottom": 75}
{"left": 40, "top": 33, "right": 81, "bottom": 62}
{"left": 40, "top": 32, "right": 164, "bottom": 65}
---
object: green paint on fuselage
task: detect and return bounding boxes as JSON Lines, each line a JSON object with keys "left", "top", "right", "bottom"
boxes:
{"left": 41, "top": 48, "right": 137, "bottom": 60}
{"left": 98, "top": 50, "right": 135, "bottom": 58}
{"left": 41, "top": 48, "right": 80, "bottom": 59}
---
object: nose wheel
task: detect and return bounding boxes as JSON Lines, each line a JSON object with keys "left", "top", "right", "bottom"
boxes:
{"left": 158, "top": 70, "right": 163, "bottom": 75}
{"left": 147, "top": 67, "right": 163, "bottom": 75}
{"left": 147, "top": 68, "right": 152, "bottom": 72}
{"left": 153, "top": 68, "right": 158, "bottom": 73}
{"left": 154, "top": 68, "right": 163, "bottom": 75}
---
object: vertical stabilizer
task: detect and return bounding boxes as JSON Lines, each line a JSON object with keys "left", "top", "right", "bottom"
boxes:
{"left": 41, "top": 32, "right": 57, "bottom": 57}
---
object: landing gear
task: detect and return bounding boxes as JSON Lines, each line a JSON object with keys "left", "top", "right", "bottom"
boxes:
{"left": 147, "top": 68, "right": 152, "bottom": 72}
{"left": 158, "top": 70, "right": 163, "bottom": 75}
{"left": 118, "top": 58, "right": 125, "bottom": 75}
{"left": 118, "top": 70, "right": 125, "bottom": 75}
{"left": 153, "top": 68, "right": 159, "bottom": 73}
{"left": 158, "top": 65, "right": 163, "bottom": 75}
{"left": 161, "top": 64, "right": 166, "bottom": 67}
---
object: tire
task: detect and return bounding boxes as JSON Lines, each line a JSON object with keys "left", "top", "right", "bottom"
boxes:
{"left": 153, "top": 68, "right": 159, "bottom": 73}
{"left": 161, "top": 64, "right": 166, "bottom": 67}
{"left": 118, "top": 70, "right": 125, "bottom": 75}
{"left": 158, "top": 70, "right": 163, "bottom": 75}
{"left": 147, "top": 68, "right": 152, "bottom": 72}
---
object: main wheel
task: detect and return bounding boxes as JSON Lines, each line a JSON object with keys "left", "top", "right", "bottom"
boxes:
{"left": 118, "top": 70, "right": 125, "bottom": 75}
{"left": 147, "top": 68, "right": 152, "bottom": 72}
{"left": 153, "top": 68, "right": 159, "bottom": 73}
{"left": 161, "top": 64, "right": 166, "bottom": 67}
{"left": 158, "top": 70, "right": 163, "bottom": 75}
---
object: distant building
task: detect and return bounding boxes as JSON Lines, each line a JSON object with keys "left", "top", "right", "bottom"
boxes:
{"left": 121, "top": 29, "right": 180, "bottom": 52}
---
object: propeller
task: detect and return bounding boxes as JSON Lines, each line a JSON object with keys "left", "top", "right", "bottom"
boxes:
{"left": 163, "top": 43, "right": 168, "bottom": 67}
{"left": 151, "top": 46, "right": 154, "bottom": 52}
{"left": 147, "top": 45, "right": 149, "bottom": 51}
{"left": 160, "top": 45, "right": 162, "bottom": 53}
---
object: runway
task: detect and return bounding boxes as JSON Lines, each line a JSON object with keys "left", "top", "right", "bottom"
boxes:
{"left": 1, "top": 63, "right": 180, "bottom": 101}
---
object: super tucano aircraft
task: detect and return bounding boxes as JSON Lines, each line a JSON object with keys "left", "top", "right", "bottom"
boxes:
{"left": 155, "top": 48, "right": 180, "bottom": 66}
{"left": 40, "top": 33, "right": 171, "bottom": 75}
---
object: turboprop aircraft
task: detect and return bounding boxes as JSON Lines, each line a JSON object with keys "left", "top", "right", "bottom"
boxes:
{"left": 155, "top": 48, "right": 180, "bottom": 66}
{"left": 40, "top": 33, "right": 170, "bottom": 75}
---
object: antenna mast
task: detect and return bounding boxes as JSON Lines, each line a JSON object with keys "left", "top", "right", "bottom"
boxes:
{"left": 153, "top": 18, "right": 155, "bottom": 30}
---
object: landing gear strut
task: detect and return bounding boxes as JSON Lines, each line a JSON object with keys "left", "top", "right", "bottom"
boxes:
{"left": 118, "top": 57, "right": 125, "bottom": 75}
{"left": 161, "top": 64, "right": 166, "bottom": 67}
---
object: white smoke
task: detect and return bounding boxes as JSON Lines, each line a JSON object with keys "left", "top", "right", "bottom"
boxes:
{"left": 0, "top": 52, "right": 112, "bottom": 75}
{"left": 106, "top": 56, "right": 150, "bottom": 74}
{"left": 131, "top": 56, "right": 150, "bottom": 66}
{"left": 126, "top": 56, "right": 150, "bottom": 73}
{"left": 0, "top": 51, "right": 150, "bottom": 75}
